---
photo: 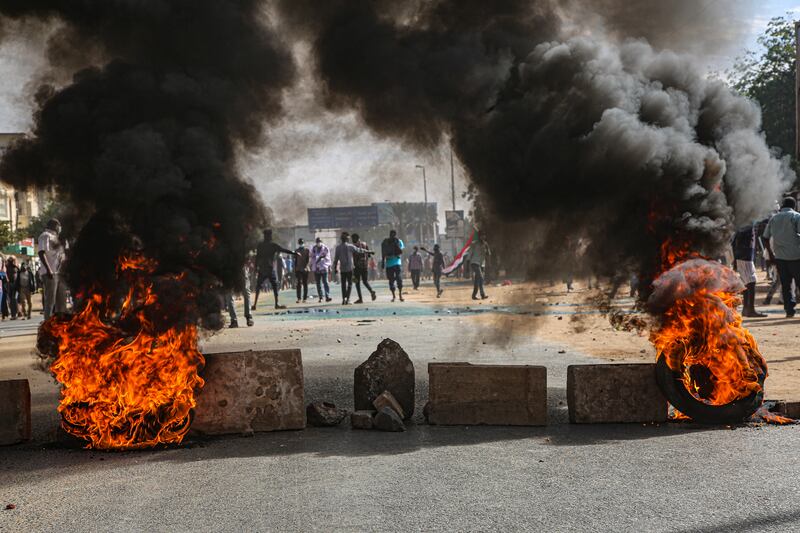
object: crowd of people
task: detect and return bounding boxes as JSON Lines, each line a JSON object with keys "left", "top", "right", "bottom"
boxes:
{"left": 225, "top": 228, "right": 492, "bottom": 327}
{"left": 0, "top": 218, "right": 69, "bottom": 322}
{"left": 734, "top": 196, "right": 800, "bottom": 319}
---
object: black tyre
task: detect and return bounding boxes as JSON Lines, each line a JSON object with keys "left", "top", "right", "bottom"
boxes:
{"left": 655, "top": 355, "right": 764, "bottom": 425}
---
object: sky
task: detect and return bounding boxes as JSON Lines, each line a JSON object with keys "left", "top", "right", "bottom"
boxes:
{"left": 1, "top": 2, "right": 800, "bottom": 227}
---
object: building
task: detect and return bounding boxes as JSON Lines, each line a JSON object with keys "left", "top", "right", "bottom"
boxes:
{"left": 0, "top": 133, "right": 56, "bottom": 255}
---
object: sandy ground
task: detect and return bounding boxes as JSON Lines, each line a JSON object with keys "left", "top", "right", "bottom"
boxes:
{"left": 431, "top": 271, "right": 800, "bottom": 401}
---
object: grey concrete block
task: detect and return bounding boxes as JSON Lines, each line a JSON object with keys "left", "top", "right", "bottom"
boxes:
{"left": 0, "top": 379, "right": 31, "bottom": 445}
{"left": 426, "top": 363, "right": 547, "bottom": 426}
{"left": 567, "top": 363, "right": 667, "bottom": 424}
{"left": 192, "top": 349, "right": 305, "bottom": 436}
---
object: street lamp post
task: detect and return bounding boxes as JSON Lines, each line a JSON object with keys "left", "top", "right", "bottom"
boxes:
{"left": 415, "top": 164, "right": 427, "bottom": 244}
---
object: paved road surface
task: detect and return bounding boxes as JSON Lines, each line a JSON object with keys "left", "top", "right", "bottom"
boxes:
{"left": 1, "top": 281, "right": 798, "bottom": 532}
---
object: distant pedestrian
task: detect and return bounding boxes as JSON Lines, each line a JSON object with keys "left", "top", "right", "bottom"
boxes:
{"left": 38, "top": 218, "right": 67, "bottom": 319}
{"left": 421, "top": 244, "right": 445, "bottom": 297}
{"left": 251, "top": 229, "right": 297, "bottom": 310}
{"left": 4, "top": 256, "right": 18, "bottom": 319}
{"left": 15, "top": 261, "right": 35, "bottom": 319}
{"left": 732, "top": 223, "right": 767, "bottom": 317}
{"left": 294, "top": 238, "right": 310, "bottom": 303}
{"left": 311, "top": 237, "right": 332, "bottom": 303}
{"left": 381, "top": 229, "right": 405, "bottom": 302}
{"left": 0, "top": 254, "right": 6, "bottom": 320}
{"left": 764, "top": 197, "right": 800, "bottom": 318}
{"left": 226, "top": 264, "right": 253, "bottom": 328}
{"left": 334, "top": 232, "right": 374, "bottom": 305}
{"left": 408, "top": 246, "right": 423, "bottom": 290}
{"left": 368, "top": 256, "right": 377, "bottom": 281}
{"left": 466, "top": 231, "right": 490, "bottom": 300}
{"left": 351, "top": 233, "right": 376, "bottom": 303}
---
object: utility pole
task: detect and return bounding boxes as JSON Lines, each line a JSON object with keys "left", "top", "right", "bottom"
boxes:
{"left": 450, "top": 148, "right": 456, "bottom": 211}
{"left": 795, "top": 21, "right": 800, "bottom": 161}
{"left": 415, "top": 164, "right": 428, "bottom": 244}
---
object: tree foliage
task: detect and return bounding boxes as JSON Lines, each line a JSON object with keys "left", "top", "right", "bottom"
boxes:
{"left": 0, "top": 220, "right": 22, "bottom": 249}
{"left": 728, "top": 15, "right": 796, "bottom": 162}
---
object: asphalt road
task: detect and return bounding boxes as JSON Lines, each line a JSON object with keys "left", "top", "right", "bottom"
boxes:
{"left": 1, "top": 281, "right": 799, "bottom": 532}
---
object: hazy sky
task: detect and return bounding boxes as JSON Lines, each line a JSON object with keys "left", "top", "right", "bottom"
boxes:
{"left": 1, "top": 2, "right": 799, "bottom": 226}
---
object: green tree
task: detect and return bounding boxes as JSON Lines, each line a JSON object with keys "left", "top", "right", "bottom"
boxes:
{"left": 23, "top": 201, "right": 63, "bottom": 240}
{"left": 0, "top": 220, "right": 21, "bottom": 249}
{"left": 727, "top": 15, "right": 796, "bottom": 163}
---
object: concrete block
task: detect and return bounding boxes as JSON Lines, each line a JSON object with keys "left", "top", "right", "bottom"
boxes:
{"left": 567, "top": 363, "right": 667, "bottom": 424}
{"left": 192, "top": 349, "right": 305, "bottom": 435}
{"left": 426, "top": 363, "right": 547, "bottom": 426}
{"left": 772, "top": 401, "right": 800, "bottom": 419}
{"left": 0, "top": 379, "right": 31, "bottom": 445}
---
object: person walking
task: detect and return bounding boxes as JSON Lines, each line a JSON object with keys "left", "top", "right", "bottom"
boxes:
{"left": 251, "top": 229, "right": 297, "bottom": 310}
{"left": 466, "top": 231, "right": 490, "bottom": 300}
{"left": 351, "top": 233, "right": 376, "bottom": 303}
{"left": 0, "top": 254, "right": 6, "bottom": 321}
{"left": 764, "top": 197, "right": 800, "bottom": 318}
{"left": 5, "top": 256, "right": 19, "bottom": 319}
{"left": 732, "top": 223, "right": 767, "bottom": 317}
{"left": 421, "top": 244, "right": 445, "bottom": 297}
{"left": 294, "top": 238, "right": 311, "bottom": 303}
{"left": 15, "top": 261, "right": 35, "bottom": 319}
{"left": 311, "top": 237, "right": 332, "bottom": 303}
{"left": 226, "top": 264, "right": 254, "bottom": 328}
{"left": 408, "top": 246, "right": 423, "bottom": 290}
{"left": 381, "top": 229, "right": 405, "bottom": 302}
{"left": 38, "top": 218, "right": 67, "bottom": 319}
{"left": 333, "top": 232, "right": 359, "bottom": 305}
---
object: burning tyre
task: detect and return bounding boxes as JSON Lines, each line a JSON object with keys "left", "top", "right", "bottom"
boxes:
{"left": 655, "top": 355, "right": 764, "bottom": 424}
{"left": 648, "top": 257, "right": 769, "bottom": 424}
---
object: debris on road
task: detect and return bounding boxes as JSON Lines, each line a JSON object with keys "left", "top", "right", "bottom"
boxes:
{"left": 354, "top": 339, "right": 415, "bottom": 419}
{"left": 306, "top": 401, "right": 348, "bottom": 427}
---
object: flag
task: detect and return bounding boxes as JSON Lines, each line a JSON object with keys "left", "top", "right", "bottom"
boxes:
{"left": 443, "top": 231, "right": 474, "bottom": 276}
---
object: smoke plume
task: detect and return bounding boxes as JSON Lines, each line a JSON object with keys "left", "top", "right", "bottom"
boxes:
{"left": 277, "top": 0, "right": 794, "bottom": 288}
{"left": 0, "top": 1, "right": 294, "bottom": 328}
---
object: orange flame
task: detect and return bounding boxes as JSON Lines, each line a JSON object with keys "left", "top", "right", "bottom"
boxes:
{"left": 45, "top": 254, "right": 204, "bottom": 450}
{"left": 649, "top": 246, "right": 766, "bottom": 408}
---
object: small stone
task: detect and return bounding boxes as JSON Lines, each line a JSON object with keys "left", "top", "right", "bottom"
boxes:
{"left": 372, "top": 390, "right": 405, "bottom": 420}
{"left": 5, "top": 504, "right": 16, "bottom": 510}
{"left": 350, "top": 410, "right": 376, "bottom": 430}
{"left": 374, "top": 406, "right": 405, "bottom": 432}
{"left": 306, "top": 401, "right": 348, "bottom": 427}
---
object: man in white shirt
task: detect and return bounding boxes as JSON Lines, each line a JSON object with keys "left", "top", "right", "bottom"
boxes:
{"left": 38, "top": 218, "right": 67, "bottom": 319}
{"left": 764, "top": 197, "right": 800, "bottom": 317}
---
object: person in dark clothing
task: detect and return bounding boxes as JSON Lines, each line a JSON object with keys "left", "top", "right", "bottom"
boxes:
{"left": 5, "top": 256, "right": 19, "bottom": 319}
{"left": 14, "top": 261, "right": 35, "bottom": 319}
{"left": 381, "top": 229, "right": 405, "bottom": 302}
{"left": 732, "top": 223, "right": 766, "bottom": 317}
{"left": 251, "top": 229, "right": 298, "bottom": 310}
{"left": 351, "top": 233, "right": 376, "bottom": 303}
{"left": 764, "top": 197, "right": 800, "bottom": 317}
{"left": 294, "top": 238, "right": 311, "bottom": 303}
{"left": 465, "top": 231, "right": 490, "bottom": 300}
{"left": 421, "top": 244, "right": 445, "bottom": 297}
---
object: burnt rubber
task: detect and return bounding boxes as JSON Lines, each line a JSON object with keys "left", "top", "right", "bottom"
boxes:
{"left": 655, "top": 355, "right": 764, "bottom": 425}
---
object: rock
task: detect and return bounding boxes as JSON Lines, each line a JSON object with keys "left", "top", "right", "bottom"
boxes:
{"left": 306, "top": 401, "right": 348, "bottom": 427}
{"left": 372, "top": 390, "right": 405, "bottom": 420}
{"left": 354, "top": 339, "right": 415, "bottom": 419}
{"left": 0, "top": 379, "right": 31, "bottom": 446}
{"left": 350, "top": 410, "right": 376, "bottom": 430}
{"left": 374, "top": 406, "right": 406, "bottom": 432}
{"left": 192, "top": 349, "right": 305, "bottom": 436}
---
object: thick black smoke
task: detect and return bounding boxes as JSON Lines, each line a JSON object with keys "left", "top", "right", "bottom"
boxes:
{"left": 277, "top": 0, "right": 793, "bottom": 290}
{"left": 0, "top": 1, "right": 294, "bottom": 329}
